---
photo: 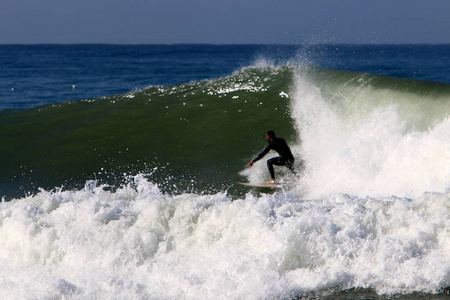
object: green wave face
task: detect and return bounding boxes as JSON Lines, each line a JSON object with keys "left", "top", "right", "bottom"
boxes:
{"left": 2, "top": 64, "right": 450, "bottom": 198}
{"left": 0, "top": 66, "right": 295, "bottom": 196}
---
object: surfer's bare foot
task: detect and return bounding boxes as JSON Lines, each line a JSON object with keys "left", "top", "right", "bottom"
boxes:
{"left": 266, "top": 179, "right": 275, "bottom": 184}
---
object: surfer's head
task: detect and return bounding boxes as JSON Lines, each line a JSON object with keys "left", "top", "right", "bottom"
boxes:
{"left": 266, "top": 130, "right": 276, "bottom": 142}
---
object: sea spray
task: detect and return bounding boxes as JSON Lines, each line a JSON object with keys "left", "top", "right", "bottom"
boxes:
{"left": 290, "top": 67, "right": 450, "bottom": 199}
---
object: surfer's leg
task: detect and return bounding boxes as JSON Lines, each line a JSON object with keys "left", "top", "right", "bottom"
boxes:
{"left": 267, "top": 159, "right": 275, "bottom": 180}
{"left": 286, "top": 158, "right": 297, "bottom": 175}
{"left": 267, "top": 157, "right": 284, "bottom": 180}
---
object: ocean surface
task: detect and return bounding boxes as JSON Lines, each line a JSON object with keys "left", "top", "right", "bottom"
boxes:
{"left": 0, "top": 44, "right": 449, "bottom": 299}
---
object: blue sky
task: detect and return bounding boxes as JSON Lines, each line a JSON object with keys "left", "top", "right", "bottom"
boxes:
{"left": 0, "top": 0, "right": 449, "bottom": 44}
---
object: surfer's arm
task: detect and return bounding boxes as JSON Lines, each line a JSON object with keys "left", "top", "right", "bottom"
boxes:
{"left": 252, "top": 145, "right": 271, "bottom": 163}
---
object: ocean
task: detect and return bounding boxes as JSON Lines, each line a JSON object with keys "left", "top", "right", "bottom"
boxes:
{"left": 0, "top": 44, "right": 449, "bottom": 299}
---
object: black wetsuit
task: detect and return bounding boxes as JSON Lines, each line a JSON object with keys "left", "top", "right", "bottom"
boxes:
{"left": 252, "top": 137, "right": 295, "bottom": 180}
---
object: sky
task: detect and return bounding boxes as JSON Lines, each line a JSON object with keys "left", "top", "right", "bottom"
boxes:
{"left": 0, "top": 0, "right": 449, "bottom": 44}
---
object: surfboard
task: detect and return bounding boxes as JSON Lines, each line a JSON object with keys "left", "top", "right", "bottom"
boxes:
{"left": 237, "top": 182, "right": 294, "bottom": 188}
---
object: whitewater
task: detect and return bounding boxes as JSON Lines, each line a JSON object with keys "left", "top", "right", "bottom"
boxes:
{"left": 290, "top": 67, "right": 450, "bottom": 199}
{"left": 0, "top": 177, "right": 448, "bottom": 299}
{"left": 1, "top": 60, "right": 449, "bottom": 298}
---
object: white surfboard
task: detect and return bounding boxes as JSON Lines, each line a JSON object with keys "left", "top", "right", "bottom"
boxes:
{"left": 237, "top": 182, "right": 294, "bottom": 188}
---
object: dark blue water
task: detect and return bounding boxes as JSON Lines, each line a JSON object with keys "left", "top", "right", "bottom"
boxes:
{"left": 1, "top": 44, "right": 449, "bottom": 110}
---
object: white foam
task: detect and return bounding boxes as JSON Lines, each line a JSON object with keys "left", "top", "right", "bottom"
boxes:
{"left": 290, "top": 70, "right": 450, "bottom": 199}
{"left": 0, "top": 176, "right": 448, "bottom": 299}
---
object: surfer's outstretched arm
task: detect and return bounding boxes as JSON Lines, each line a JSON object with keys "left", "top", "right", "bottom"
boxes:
{"left": 253, "top": 145, "right": 271, "bottom": 163}
{"left": 247, "top": 144, "right": 270, "bottom": 168}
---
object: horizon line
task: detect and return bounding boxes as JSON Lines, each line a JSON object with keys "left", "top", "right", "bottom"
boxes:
{"left": 0, "top": 42, "right": 449, "bottom": 46}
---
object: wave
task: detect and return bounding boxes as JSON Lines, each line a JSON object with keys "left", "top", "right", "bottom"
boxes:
{"left": 1, "top": 63, "right": 450, "bottom": 199}
{"left": 1, "top": 63, "right": 450, "bottom": 200}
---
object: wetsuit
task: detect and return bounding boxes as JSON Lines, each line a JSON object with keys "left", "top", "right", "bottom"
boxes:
{"left": 252, "top": 137, "right": 295, "bottom": 180}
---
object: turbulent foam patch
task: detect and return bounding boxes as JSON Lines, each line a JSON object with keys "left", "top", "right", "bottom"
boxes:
{"left": 0, "top": 176, "right": 448, "bottom": 299}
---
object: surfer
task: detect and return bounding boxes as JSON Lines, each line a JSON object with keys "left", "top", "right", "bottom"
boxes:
{"left": 247, "top": 130, "right": 296, "bottom": 183}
